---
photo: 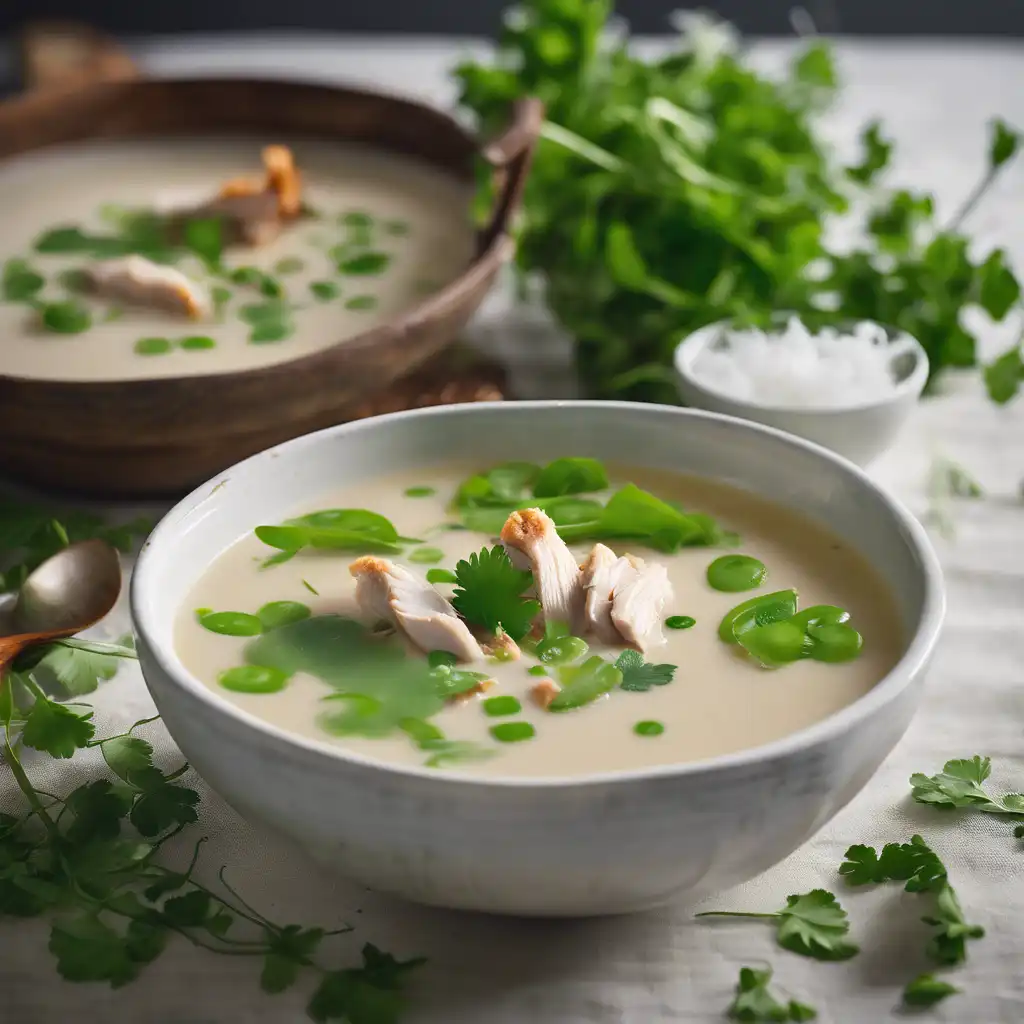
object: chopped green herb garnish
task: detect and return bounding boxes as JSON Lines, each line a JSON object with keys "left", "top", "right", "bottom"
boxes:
{"left": 337, "top": 252, "right": 390, "bottom": 276}
{"left": 340, "top": 211, "right": 374, "bottom": 229}
{"left": 719, "top": 590, "right": 798, "bottom": 643}
{"left": 698, "top": 889, "right": 858, "bottom": 961}
{"left": 548, "top": 656, "right": 622, "bottom": 712}
{"left": 532, "top": 457, "right": 608, "bottom": 497}
{"left": 183, "top": 217, "right": 223, "bottom": 268}
{"left": 211, "top": 285, "right": 232, "bottom": 314}
{"left": 249, "top": 323, "right": 291, "bottom": 344}
{"left": 310, "top": 280, "right": 340, "bottom": 301}
{"left": 180, "top": 335, "right": 216, "bottom": 351}
{"left": 425, "top": 568, "right": 458, "bottom": 585}
{"left": 450, "top": 546, "right": 540, "bottom": 641}
{"left": 615, "top": 650, "right": 676, "bottom": 692}
{"left": 634, "top": 720, "right": 664, "bottom": 737}
{"left": 536, "top": 622, "right": 589, "bottom": 665}
{"left": 427, "top": 650, "right": 459, "bottom": 670}
{"left": 344, "top": 294, "right": 378, "bottom": 311}
{"left": 665, "top": 615, "right": 695, "bottom": 629}
{"left": 274, "top": 257, "right": 305, "bottom": 275}
{"left": 196, "top": 610, "right": 263, "bottom": 637}
{"left": 218, "top": 664, "right": 289, "bottom": 694}
{"left": 230, "top": 266, "right": 264, "bottom": 287}
{"left": 903, "top": 974, "right": 959, "bottom": 1007}
{"left": 2, "top": 258, "right": 45, "bottom": 302}
{"left": 404, "top": 486, "right": 436, "bottom": 498}
{"left": 134, "top": 337, "right": 173, "bottom": 356}
{"left": 302, "top": 579, "right": 320, "bottom": 596}
{"left": 256, "top": 509, "right": 404, "bottom": 558}
{"left": 706, "top": 554, "right": 767, "bottom": 593}
{"left": 259, "top": 276, "right": 284, "bottom": 299}
{"left": 489, "top": 721, "right": 535, "bottom": 743}
{"left": 40, "top": 301, "right": 92, "bottom": 334}
{"left": 727, "top": 965, "right": 816, "bottom": 1022}
{"left": 527, "top": 665, "right": 549, "bottom": 677}
{"left": 483, "top": 696, "right": 522, "bottom": 717}
{"left": 408, "top": 547, "right": 444, "bottom": 564}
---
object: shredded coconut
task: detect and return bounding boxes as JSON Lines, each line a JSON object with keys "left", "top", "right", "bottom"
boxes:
{"left": 690, "top": 317, "right": 903, "bottom": 409}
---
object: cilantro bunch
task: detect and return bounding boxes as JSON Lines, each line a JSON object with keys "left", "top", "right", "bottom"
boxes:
{"left": 456, "top": 1, "right": 1023, "bottom": 404}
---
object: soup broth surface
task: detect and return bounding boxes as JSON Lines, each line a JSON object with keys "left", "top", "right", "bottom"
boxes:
{"left": 0, "top": 136, "right": 474, "bottom": 381}
{"left": 174, "top": 463, "right": 904, "bottom": 779}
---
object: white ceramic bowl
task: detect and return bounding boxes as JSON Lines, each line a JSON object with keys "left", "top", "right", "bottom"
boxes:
{"left": 673, "top": 320, "right": 929, "bottom": 466}
{"left": 131, "top": 401, "right": 944, "bottom": 917}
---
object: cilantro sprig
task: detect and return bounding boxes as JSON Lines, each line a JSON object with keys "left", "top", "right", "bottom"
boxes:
{"left": 614, "top": 649, "right": 676, "bottom": 691}
{"left": 840, "top": 835, "right": 984, "bottom": 967}
{"left": 727, "top": 965, "right": 816, "bottom": 1022}
{"left": 910, "top": 755, "right": 1024, "bottom": 827}
{"left": 697, "top": 889, "right": 858, "bottom": 961}
{"left": 450, "top": 545, "right": 540, "bottom": 641}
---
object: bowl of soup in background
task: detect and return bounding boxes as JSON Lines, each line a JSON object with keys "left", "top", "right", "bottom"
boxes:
{"left": 0, "top": 76, "right": 540, "bottom": 497}
{"left": 131, "top": 401, "right": 944, "bottom": 917}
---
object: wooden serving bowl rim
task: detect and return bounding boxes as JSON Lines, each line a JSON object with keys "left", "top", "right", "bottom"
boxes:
{"left": 0, "top": 76, "right": 542, "bottom": 392}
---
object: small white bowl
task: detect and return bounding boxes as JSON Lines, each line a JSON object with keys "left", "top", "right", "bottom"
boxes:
{"left": 673, "top": 319, "right": 929, "bottom": 466}
{"left": 131, "top": 402, "right": 944, "bottom": 917}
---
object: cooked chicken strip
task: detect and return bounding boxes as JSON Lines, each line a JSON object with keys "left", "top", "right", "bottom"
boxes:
{"left": 500, "top": 508, "right": 583, "bottom": 631}
{"left": 579, "top": 543, "right": 623, "bottom": 645}
{"left": 349, "top": 556, "right": 484, "bottom": 663}
{"left": 609, "top": 555, "right": 673, "bottom": 652}
{"left": 87, "top": 256, "right": 209, "bottom": 319}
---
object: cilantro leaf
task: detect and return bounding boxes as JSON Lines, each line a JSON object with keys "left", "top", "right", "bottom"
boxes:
{"left": 978, "top": 249, "right": 1021, "bottom": 320}
{"left": 450, "top": 546, "right": 540, "bottom": 640}
{"left": 846, "top": 121, "right": 892, "bottom": 185}
{"left": 776, "top": 890, "right": 859, "bottom": 960}
{"left": 532, "top": 457, "right": 608, "bottom": 497}
{"left": 30, "top": 641, "right": 123, "bottom": 697}
{"left": 162, "top": 889, "right": 212, "bottom": 927}
{"left": 984, "top": 344, "right": 1023, "bottom": 404}
{"left": 49, "top": 913, "right": 139, "bottom": 987}
{"left": 130, "top": 781, "right": 200, "bottom": 837}
{"left": 910, "top": 755, "right": 1024, "bottom": 818}
{"left": 923, "top": 883, "right": 985, "bottom": 966}
{"left": 727, "top": 965, "right": 815, "bottom": 1022}
{"left": 837, "top": 844, "right": 884, "bottom": 886}
{"left": 64, "top": 780, "right": 132, "bottom": 845}
{"left": 903, "top": 972, "right": 959, "bottom": 1007}
{"left": 698, "top": 889, "right": 856, "bottom": 961}
{"left": 308, "top": 943, "right": 426, "bottom": 1023}
{"left": 21, "top": 697, "right": 94, "bottom": 758}
{"left": 989, "top": 118, "right": 1020, "bottom": 170}
{"left": 262, "top": 925, "right": 325, "bottom": 993}
{"left": 615, "top": 649, "right": 677, "bottom": 692}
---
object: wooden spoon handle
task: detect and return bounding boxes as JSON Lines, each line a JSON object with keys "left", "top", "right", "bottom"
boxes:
{"left": 19, "top": 20, "right": 140, "bottom": 93}
{"left": 478, "top": 97, "right": 545, "bottom": 255}
{"left": 0, "top": 634, "right": 31, "bottom": 678}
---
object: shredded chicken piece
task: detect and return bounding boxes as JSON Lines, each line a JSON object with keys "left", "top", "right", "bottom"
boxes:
{"left": 349, "top": 556, "right": 484, "bottom": 663}
{"left": 579, "top": 543, "right": 623, "bottom": 645}
{"left": 451, "top": 679, "right": 496, "bottom": 705}
{"left": 87, "top": 256, "right": 209, "bottom": 319}
{"left": 608, "top": 555, "right": 674, "bottom": 652}
{"left": 500, "top": 508, "right": 583, "bottom": 631}
{"left": 174, "top": 145, "right": 304, "bottom": 247}
{"left": 481, "top": 629, "right": 522, "bottom": 661}
{"left": 530, "top": 679, "right": 561, "bottom": 709}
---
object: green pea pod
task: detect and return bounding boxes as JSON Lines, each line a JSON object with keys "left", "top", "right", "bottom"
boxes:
{"left": 789, "top": 605, "right": 850, "bottom": 630}
{"left": 805, "top": 623, "right": 864, "bottom": 663}
{"left": 718, "top": 589, "right": 798, "bottom": 643}
{"left": 737, "top": 619, "right": 808, "bottom": 668}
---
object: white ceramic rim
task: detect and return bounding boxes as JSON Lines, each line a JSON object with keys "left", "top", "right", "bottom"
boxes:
{"left": 131, "top": 400, "right": 946, "bottom": 790}
{"left": 673, "top": 319, "right": 931, "bottom": 416}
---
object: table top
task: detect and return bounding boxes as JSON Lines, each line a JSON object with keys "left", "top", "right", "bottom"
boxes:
{"left": 2, "top": 33, "right": 1024, "bottom": 1024}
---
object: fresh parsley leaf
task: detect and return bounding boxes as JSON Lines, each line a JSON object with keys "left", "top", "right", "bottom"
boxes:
{"left": 984, "top": 343, "right": 1023, "bottom": 405}
{"left": 307, "top": 943, "right": 426, "bottom": 1023}
{"left": 698, "top": 889, "right": 857, "bottom": 961}
{"left": 978, "top": 249, "right": 1021, "bottom": 320}
{"left": 63, "top": 780, "right": 132, "bottom": 845}
{"left": 30, "top": 640, "right": 122, "bottom": 697}
{"left": 903, "top": 972, "right": 959, "bottom": 1007}
{"left": 49, "top": 913, "right": 140, "bottom": 987}
{"left": 130, "top": 780, "right": 201, "bottom": 837}
{"left": 727, "top": 965, "right": 815, "bottom": 1022}
{"left": 450, "top": 546, "right": 540, "bottom": 641}
{"left": 162, "top": 889, "right": 213, "bottom": 927}
{"left": 989, "top": 118, "right": 1020, "bottom": 170}
{"left": 21, "top": 697, "right": 95, "bottom": 758}
{"left": 2, "top": 258, "right": 45, "bottom": 302}
{"left": 615, "top": 649, "right": 677, "bottom": 692}
{"left": 846, "top": 121, "right": 892, "bottom": 185}
{"left": 910, "top": 755, "right": 1024, "bottom": 821}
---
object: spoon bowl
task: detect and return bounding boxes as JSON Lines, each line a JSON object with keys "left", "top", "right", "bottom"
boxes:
{"left": 0, "top": 539, "right": 122, "bottom": 672}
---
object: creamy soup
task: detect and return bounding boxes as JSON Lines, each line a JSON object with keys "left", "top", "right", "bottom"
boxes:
{"left": 174, "top": 460, "right": 904, "bottom": 778}
{"left": 0, "top": 137, "right": 474, "bottom": 381}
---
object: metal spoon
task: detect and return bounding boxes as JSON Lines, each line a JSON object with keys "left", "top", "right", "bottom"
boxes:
{"left": 0, "top": 539, "right": 123, "bottom": 675}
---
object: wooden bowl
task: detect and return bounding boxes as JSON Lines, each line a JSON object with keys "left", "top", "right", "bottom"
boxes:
{"left": 0, "top": 74, "right": 541, "bottom": 497}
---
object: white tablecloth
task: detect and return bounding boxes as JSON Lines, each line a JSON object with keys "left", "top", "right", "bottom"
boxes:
{"left": 3, "top": 34, "right": 1024, "bottom": 1024}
